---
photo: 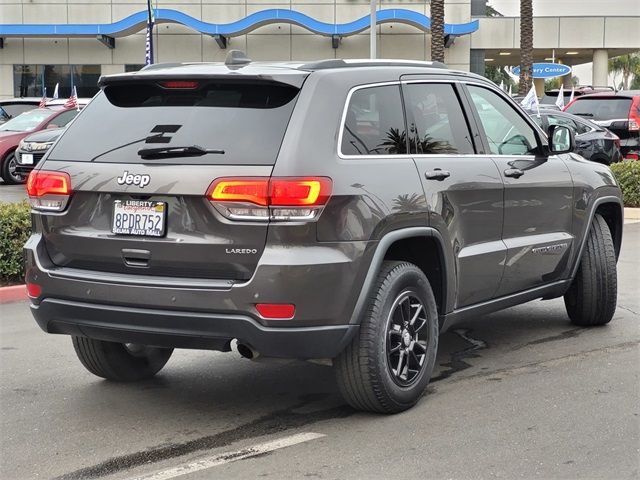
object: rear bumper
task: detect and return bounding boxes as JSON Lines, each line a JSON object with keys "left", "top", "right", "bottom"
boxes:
{"left": 24, "top": 233, "right": 372, "bottom": 358}
{"left": 31, "top": 298, "right": 358, "bottom": 359}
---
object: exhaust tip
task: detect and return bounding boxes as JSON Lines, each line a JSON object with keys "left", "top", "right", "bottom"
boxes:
{"left": 237, "top": 343, "right": 258, "bottom": 360}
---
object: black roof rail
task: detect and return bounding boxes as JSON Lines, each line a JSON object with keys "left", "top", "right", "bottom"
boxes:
{"left": 298, "top": 59, "right": 448, "bottom": 71}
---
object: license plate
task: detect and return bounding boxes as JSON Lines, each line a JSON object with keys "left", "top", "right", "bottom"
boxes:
{"left": 112, "top": 200, "right": 166, "bottom": 237}
{"left": 20, "top": 153, "right": 34, "bottom": 165}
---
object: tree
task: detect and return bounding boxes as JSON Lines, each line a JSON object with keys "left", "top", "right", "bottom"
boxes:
{"left": 518, "top": 0, "right": 533, "bottom": 95}
{"left": 430, "top": 0, "right": 445, "bottom": 63}
{"left": 484, "top": 65, "right": 516, "bottom": 91}
{"left": 608, "top": 53, "right": 640, "bottom": 90}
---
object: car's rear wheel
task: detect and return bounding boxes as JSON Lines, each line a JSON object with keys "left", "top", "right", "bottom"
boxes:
{"left": 335, "top": 261, "right": 438, "bottom": 414}
{"left": 72, "top": 337, "right": 173, "bottom": 381}
{"left": 564, "top": 213, "right": 617, "bottom": 326}
{"left": 1, "top": 152, "right": 26, "bottom": 185}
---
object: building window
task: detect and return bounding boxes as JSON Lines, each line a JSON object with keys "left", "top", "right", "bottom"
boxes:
{"left": 125, "top": 64, "right": 145, "bottom": 72}
{"left": 13, "top": 65, "right": 101, "bottom": 98}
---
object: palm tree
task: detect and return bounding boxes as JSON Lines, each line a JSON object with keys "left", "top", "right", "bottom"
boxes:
{"left": 518, "top": 0, "right": 533, "bottom": 95}
{"left": 430, "top": 0, "right": 445, "bottom": 63}
{"left": 609, "top": 53, "right": 640, "bottom": 90}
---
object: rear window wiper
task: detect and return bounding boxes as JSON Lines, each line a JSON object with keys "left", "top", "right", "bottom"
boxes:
{"left": 138, "top": 145, "right": 225, "bottom": 159}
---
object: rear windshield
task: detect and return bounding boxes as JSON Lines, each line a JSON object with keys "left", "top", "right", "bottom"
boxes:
{"left": 48, "top": 81, "right": 300, "bottom": 165}
{"left": 565, "top": 97, "right": 632, "bottom": 120}
{"left": 540, "top": 92, "right": 572, "bottom": 104}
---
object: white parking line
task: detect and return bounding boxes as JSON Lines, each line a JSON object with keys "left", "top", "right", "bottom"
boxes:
{"left": 129, "top": 432, "right": 326, "bottom": 480}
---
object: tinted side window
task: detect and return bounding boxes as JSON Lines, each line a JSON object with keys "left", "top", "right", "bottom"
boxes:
{"left": 468, "top": 85, "right": 539, "bottom": 156}
{"left": 48, "top": 110, "right": 77, "bottom": 128}
{"left": 547, "top": 114, "right": 577, "bottom": 132}
{"left": 404, "top": 83, "right": 474, "bottom": 155}
{"left": 574, "top": 121, "right": 592, "bottom": 135}
{"left": 341, "top": 85, "right": 406, "bottom": 156}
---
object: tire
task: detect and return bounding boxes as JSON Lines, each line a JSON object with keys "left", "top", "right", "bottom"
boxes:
{"left": 564, "top": 214, "right": 617, "bottom": 326}
{"left": 335, "top": 261, "right": 439, "bottom": 414}
{"left": 1, "top": 152, "right": 26, "bottom": 185}
{"left": 72, "top": 337, "right": 173, "bottom": 381}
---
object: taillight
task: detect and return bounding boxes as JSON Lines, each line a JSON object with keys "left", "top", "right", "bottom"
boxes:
{"left": 625, "top": 153, "right": 639, "bottom": 161}
{"left": 207, "top": 177, "right": 332, "bottom": 221}
{"left": 26, "top": 170, "right": 72, "bottom": 211}
{"left": 629, "top": 98, "right": 640, "bottom": 132}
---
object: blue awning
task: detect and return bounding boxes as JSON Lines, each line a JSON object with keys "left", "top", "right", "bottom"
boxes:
{"left": 0, "top": 8, "right": 479, "bottom": 38}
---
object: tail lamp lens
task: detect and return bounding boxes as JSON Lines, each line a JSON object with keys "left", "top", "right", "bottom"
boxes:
{"left": 256, "top": 303, "right": 295, "bottom": 319}
{"left": 207, "top": 177, "right": 332, "bottom": 221}
{"left": 26, "top": 170, "right": 72, "bottom": 211}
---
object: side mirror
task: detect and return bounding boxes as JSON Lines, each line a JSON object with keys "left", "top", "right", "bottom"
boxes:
{"left": 548, "top": 124, "right": 574, "bottom": 154}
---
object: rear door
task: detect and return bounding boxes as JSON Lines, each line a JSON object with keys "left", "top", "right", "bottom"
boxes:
{"left": 464, "top": 84, "right": 574, "bottom": 296}
{"left": 40, "top": 78, "right": 303, "bottom": 281}
{"left": 402, "top": 80, "right": 505, "bottom": 308}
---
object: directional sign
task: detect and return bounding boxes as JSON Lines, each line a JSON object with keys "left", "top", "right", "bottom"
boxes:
{"left": 512, "top": 63, "right": 572, "bottom": 79}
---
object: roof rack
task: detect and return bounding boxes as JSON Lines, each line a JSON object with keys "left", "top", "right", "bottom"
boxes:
{"left": 298, "top": 59, "right": 448, "bottom": 71}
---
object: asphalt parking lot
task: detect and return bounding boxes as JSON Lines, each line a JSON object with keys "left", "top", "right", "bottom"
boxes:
{"left": 1, "top": 224, "right": 638, "bottom": 480}
{"left": 0, "top": 181, "right": 27, "bottom": 203}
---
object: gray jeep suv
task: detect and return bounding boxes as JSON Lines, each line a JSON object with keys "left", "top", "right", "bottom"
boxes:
{"left": 24, "top": 55, "right": 623, "bottom": 413}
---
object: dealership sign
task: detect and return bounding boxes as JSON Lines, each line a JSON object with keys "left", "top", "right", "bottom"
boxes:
{"left": 512, "top": 63, "right": 572, "bottom": 79}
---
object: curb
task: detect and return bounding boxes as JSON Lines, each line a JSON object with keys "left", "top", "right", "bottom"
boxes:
{"left": 624, "top": 207, "right": 640, "bottom": 220}
{"left": 0, "top": 285, "right": 27, "bottom": 304}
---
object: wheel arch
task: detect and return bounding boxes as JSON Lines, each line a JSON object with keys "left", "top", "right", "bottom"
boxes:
{"left": 570, "top": 195, "right": 623, "bottom": 279}
{"left": 349, "top": 227, "right": 455, "bottom": 329}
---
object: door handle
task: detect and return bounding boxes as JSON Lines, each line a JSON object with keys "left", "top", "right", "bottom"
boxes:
{"left": 425, "top": 169, "right": 451, "bottom": 181}
{"left": 504, "top": 168, "right": 525, "bottom": 178}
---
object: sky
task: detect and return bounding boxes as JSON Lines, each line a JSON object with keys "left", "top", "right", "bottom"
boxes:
{"left": 487, "top": 0, "right": 640, "bottom": 85}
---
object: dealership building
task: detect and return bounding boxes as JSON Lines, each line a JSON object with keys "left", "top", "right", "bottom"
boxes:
{"left": 1, "top": 0, "right": 639, "bottom": 99}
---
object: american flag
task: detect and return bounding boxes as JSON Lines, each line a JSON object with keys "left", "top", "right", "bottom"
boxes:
{"left": 64, "top": 86, "right": 78, "bottom": 110}
{"left": 38, "top": 88, "right": 47, "bottom": 108}
{"left": 145, "top": 0, "right": 155, "bottom": 65}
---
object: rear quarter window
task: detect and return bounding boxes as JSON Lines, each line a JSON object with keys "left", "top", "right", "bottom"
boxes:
{"left": 48, "top": 81, "right": 300, "bottom": 165}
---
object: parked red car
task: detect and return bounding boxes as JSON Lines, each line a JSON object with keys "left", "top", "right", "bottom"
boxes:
{"left": 0, "top": 106, "right": 81, "bottom": 184}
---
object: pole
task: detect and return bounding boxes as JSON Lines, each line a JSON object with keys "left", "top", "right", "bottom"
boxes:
{"left": 370, "top": 0, "right": 376, "bottom": 59}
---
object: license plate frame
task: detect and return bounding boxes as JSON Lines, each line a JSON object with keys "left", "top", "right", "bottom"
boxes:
{"left": 112, "top": 200, "right": 166, "bottom": 237}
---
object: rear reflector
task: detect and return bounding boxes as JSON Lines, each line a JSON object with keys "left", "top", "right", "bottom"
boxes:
{"left": 256, "top": 303, "right": 295, "bottom": 319}
{"left": 207, "top": 177, "right": 332, "bottom": 221}
{"left": 27, "top": 170, "right": 72, "bottom": 211}
{"left": 26, "top": 282, "right": 41, "bottom": 298}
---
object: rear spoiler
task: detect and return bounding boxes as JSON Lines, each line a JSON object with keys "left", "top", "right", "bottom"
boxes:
{"left": 98, "top": 72, "right": 308, "bottom": 89}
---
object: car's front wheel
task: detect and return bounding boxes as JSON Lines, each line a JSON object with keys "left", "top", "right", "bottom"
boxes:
{"left": 335, "top": 261, "right": 439, "bottom": 414}
{"left": 1, "top": 152, "right": 26, "bottom": 185}
{"left": 72, "top": 337, "right": 173, "bottom": 381}
{"left": 564, "top": 213, "right": 617, "bottom": 326}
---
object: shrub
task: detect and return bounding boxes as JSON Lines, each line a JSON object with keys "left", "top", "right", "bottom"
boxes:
{"left": 0, "top": 201, "right": 31, "bottom": 285}
{"left": 611, "top": 161, "right": 640, "bottom": 208}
